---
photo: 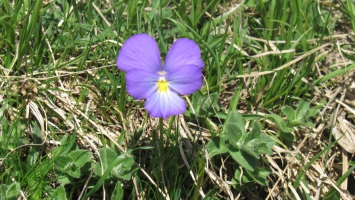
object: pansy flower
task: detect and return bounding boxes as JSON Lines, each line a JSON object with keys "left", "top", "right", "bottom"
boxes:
{"left": 117, "top": 33, "right": 204, "bottom": 118}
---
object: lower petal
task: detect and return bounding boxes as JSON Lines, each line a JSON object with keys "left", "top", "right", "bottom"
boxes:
{"left": 145, "top": 89, "right": 186, "bottom": 118}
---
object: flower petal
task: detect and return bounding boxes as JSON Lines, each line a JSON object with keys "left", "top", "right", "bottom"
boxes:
{"left": 145, "top": 89, "right": 186, "bottom": 118}
{"left": 117, "top": 34, "right": 162, "bottom": 73}
{"left": 166, "top": 65, "right": 203, "bottom": 95}
{"left": 126, "top": 69, "right": 159, "bottom": 99}
{"left": 164, "top": 38, "right": 204, "bottom": 72}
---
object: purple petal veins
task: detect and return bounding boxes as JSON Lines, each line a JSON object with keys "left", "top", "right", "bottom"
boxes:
{"left": 116, "top": 33, "right": 204, "bottom": 118}
{"left": 164, "top": 38, "right": 204, "bottom": 72}
{"left": 125, "top": 69, "right": 159, "bottom": 99}
{"left": 145, "top": 88, "right": 186, "bottom": 118}
{"left": 117, "top": 34, "right": 162, "bottom": 73}
{"left": 166, "top": 65, "right": 203, "bottom": 95}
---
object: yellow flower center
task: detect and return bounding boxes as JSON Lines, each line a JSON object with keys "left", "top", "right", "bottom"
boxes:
{"left": 157, "top": 79, "right": 169, "bottom": 93}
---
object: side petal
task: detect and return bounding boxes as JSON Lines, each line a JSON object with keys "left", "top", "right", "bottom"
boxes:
{"left": 126, "top": 69, "right": 159, "bottom": 100}
{"left": 145, "top": 89, "right": 186, "bottom": 118}
{"left": 166, "top": 65, "right": 203, "bottom": 95}
{"left": 117, "top": 34, "right": 162, "bottom": 73}
{"left": 164, "top": 38, "right": 204, "bottom": 72}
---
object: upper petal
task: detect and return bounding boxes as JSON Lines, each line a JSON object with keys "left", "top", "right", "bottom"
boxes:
{"left": 145, "top": 89, "right": 186, "bottom": 118}
{"left": 163, "top": 38, "right": 204, "bottom": 72}
{"left": 126, "top": 69, "right": 159, "bottom": 100}
{"left": 117, "top": 34, "right": 162, "bottom": 73}
{"left": 166, "top": 65, "right": 203, "bottom": 95}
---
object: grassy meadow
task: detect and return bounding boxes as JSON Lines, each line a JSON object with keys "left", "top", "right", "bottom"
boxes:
{"left": 1, "top": 0, "right": 355, "bottom": 199}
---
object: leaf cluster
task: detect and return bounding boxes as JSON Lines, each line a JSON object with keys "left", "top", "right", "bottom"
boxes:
{"left": 266, "top": 100, "right": 317, "bottom": 141}
{"left": 206, "top": 110, "right": 275, "bottom": 191}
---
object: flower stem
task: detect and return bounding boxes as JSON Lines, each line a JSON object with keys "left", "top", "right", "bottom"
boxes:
{"left": 157, "top": 117, "right": 169, "bottom": 198}
{"left": 159, "top": 117, "right": 164, "bottom": 143}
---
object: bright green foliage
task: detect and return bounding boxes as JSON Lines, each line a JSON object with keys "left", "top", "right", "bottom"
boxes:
{"left": 266, "top": 100, "right": 317, "bottom": 141}
{"left": 55, "top": 149, "right": 92, "bottom": 183}
{"left": 207, "top": 110, "right": 275, "bottom": 190}
{"left": 85, "top": 148, "right": 133, "bottom": 198}
{"left": 0, "top": 182, "right": 21, "bottom": 200}
{"left": 111, "top": 182, "right": 124, "bottom": 200}
{"left": 93, "top": 148, "right": 134, "bottom": 181}
{"left": 232, "top": 167, "right": 271, "bottom": 191}
{"left": 43, "top": 186, "right": 67, "bottom": 200}
{"left": 55, "top": 155, "right": 81, "bottom": 178}
{"left": 206, "top": 136, "right": 228, "bottom": 158}
{"left": 190, "top": 90, "right": 220, "bottom": 117}
{"left": 282, "top": 100, "right": 318, "bottom": 127}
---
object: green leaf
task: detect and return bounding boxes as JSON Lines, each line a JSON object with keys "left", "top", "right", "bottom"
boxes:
{"left": 133, "top": 146, "right": 154, "bottom": 150}
{"left": 232, "top": 167, "right": 254, "bottom": 191}
{"left": 306, "top": 109, "right": 318, "bottom": 117}
{"left": 266, "top": 114, "right": 294, "bottom": 133}
{"left": 94, "top": 148, "right": 134, "bottom": 180}
{"left": 191, "top": 91, "right": 220, "bottom": 117}
{"left": 282, "top": 101, "right": 316, "bottom": 127}
{"left": 206, "top": 136, "right": 229, "bottom": 158}
{"left": 53, "top": 134, "right": 77, "bottom": 157}
{"left": 55, "top": 155, "right": 73, "bottom": 172}
{"left": 133, "top": 127, "right": 144, "bottom": 141}
{"left": 111, "top": 154, "right": 134, "bottom": 180}
{"left": 238, "top": 125, "right": 262, "bottom": 159}
{"left": 68, "top": 149, "right": 92, "bottom": 168}
{"left": 232, "top": 167, "right": 271, "bottom": 191}
{"left": 304, "top": 121, "right": 314, "bottom": 127}
{"left": 295, "top": 100, "right": 310, "bottom": 121}
{"left": 27, "top": 160, "right": 52, "bottom": 198}
{"left": 94, "top": 148, "right": 118, "bottom": 177}
{"left": 191, "top": 90, "right": 204, "bottom": 116}
{"left": 0, "top": 185, "right": 7, "bottom": 199}
{"left": 245, "top": 0, "right": 257, "bottom": 7}
{"left": 259, "top": 134, "right": 275, "bottom": 155}
{"left": 228, "top": 86, "right": 242, "bottom": 113}
{"left": 67, "top": 163, "right": 81, "bottom": 178}
{"left": 55, "top": 155, "right": 81, "bottom": 178}
{"left": 278, "top": 131, "right": 296, "bottom": 142}
{"left": 243, "top": 129, "right": 274, "bottom": 157}
{"left": 281, "top": 105, "right": 295, "bottom": 121}
{"left": 225, "top": 110, "right": 245, "bottom": 134}
{"left": 50, "top": 186, "right": 67, "bottom": 200}
{"left": 224, "top": 110, "right": 245, "bottom": 146}
{"left": 245, "top": 167, "right": 271, "bottom": 186}
{"left": 201, "top": 92, "right": 220, "bottom": 115}
{"left": 224, "top": 123, "right": 244, "bottom": 147}
{"left": 240, "top": 138, "right": 261, "bottom": 159}
{"left": 244, "top": 122, "right": 261, "bottom": 142}
{"left": 229, "top": 147, "right": 257, "bottom": 171}
{"left": 85, "top": 152, "right": 134, "bottom": 198}
{"left": 26, "top": 148, "right": 39, "bottom": 170}
{"left": 111, "top": 182, "right": 123, "bottom": 200}
{"left": 0, "top": 182, "right": 20, "bottom": 200}
{"left": 224, "top": 111, "right": 274, "bottom": 171}
{"left": 56, "top": 173, "right": 72, "bottom": 186}
{"left": 6, "top": 183, "right": 20, "bottom": 199}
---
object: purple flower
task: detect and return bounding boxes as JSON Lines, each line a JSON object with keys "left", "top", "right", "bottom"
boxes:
{"left": 117, "top": 33, "right": 204, "bottom": 118}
